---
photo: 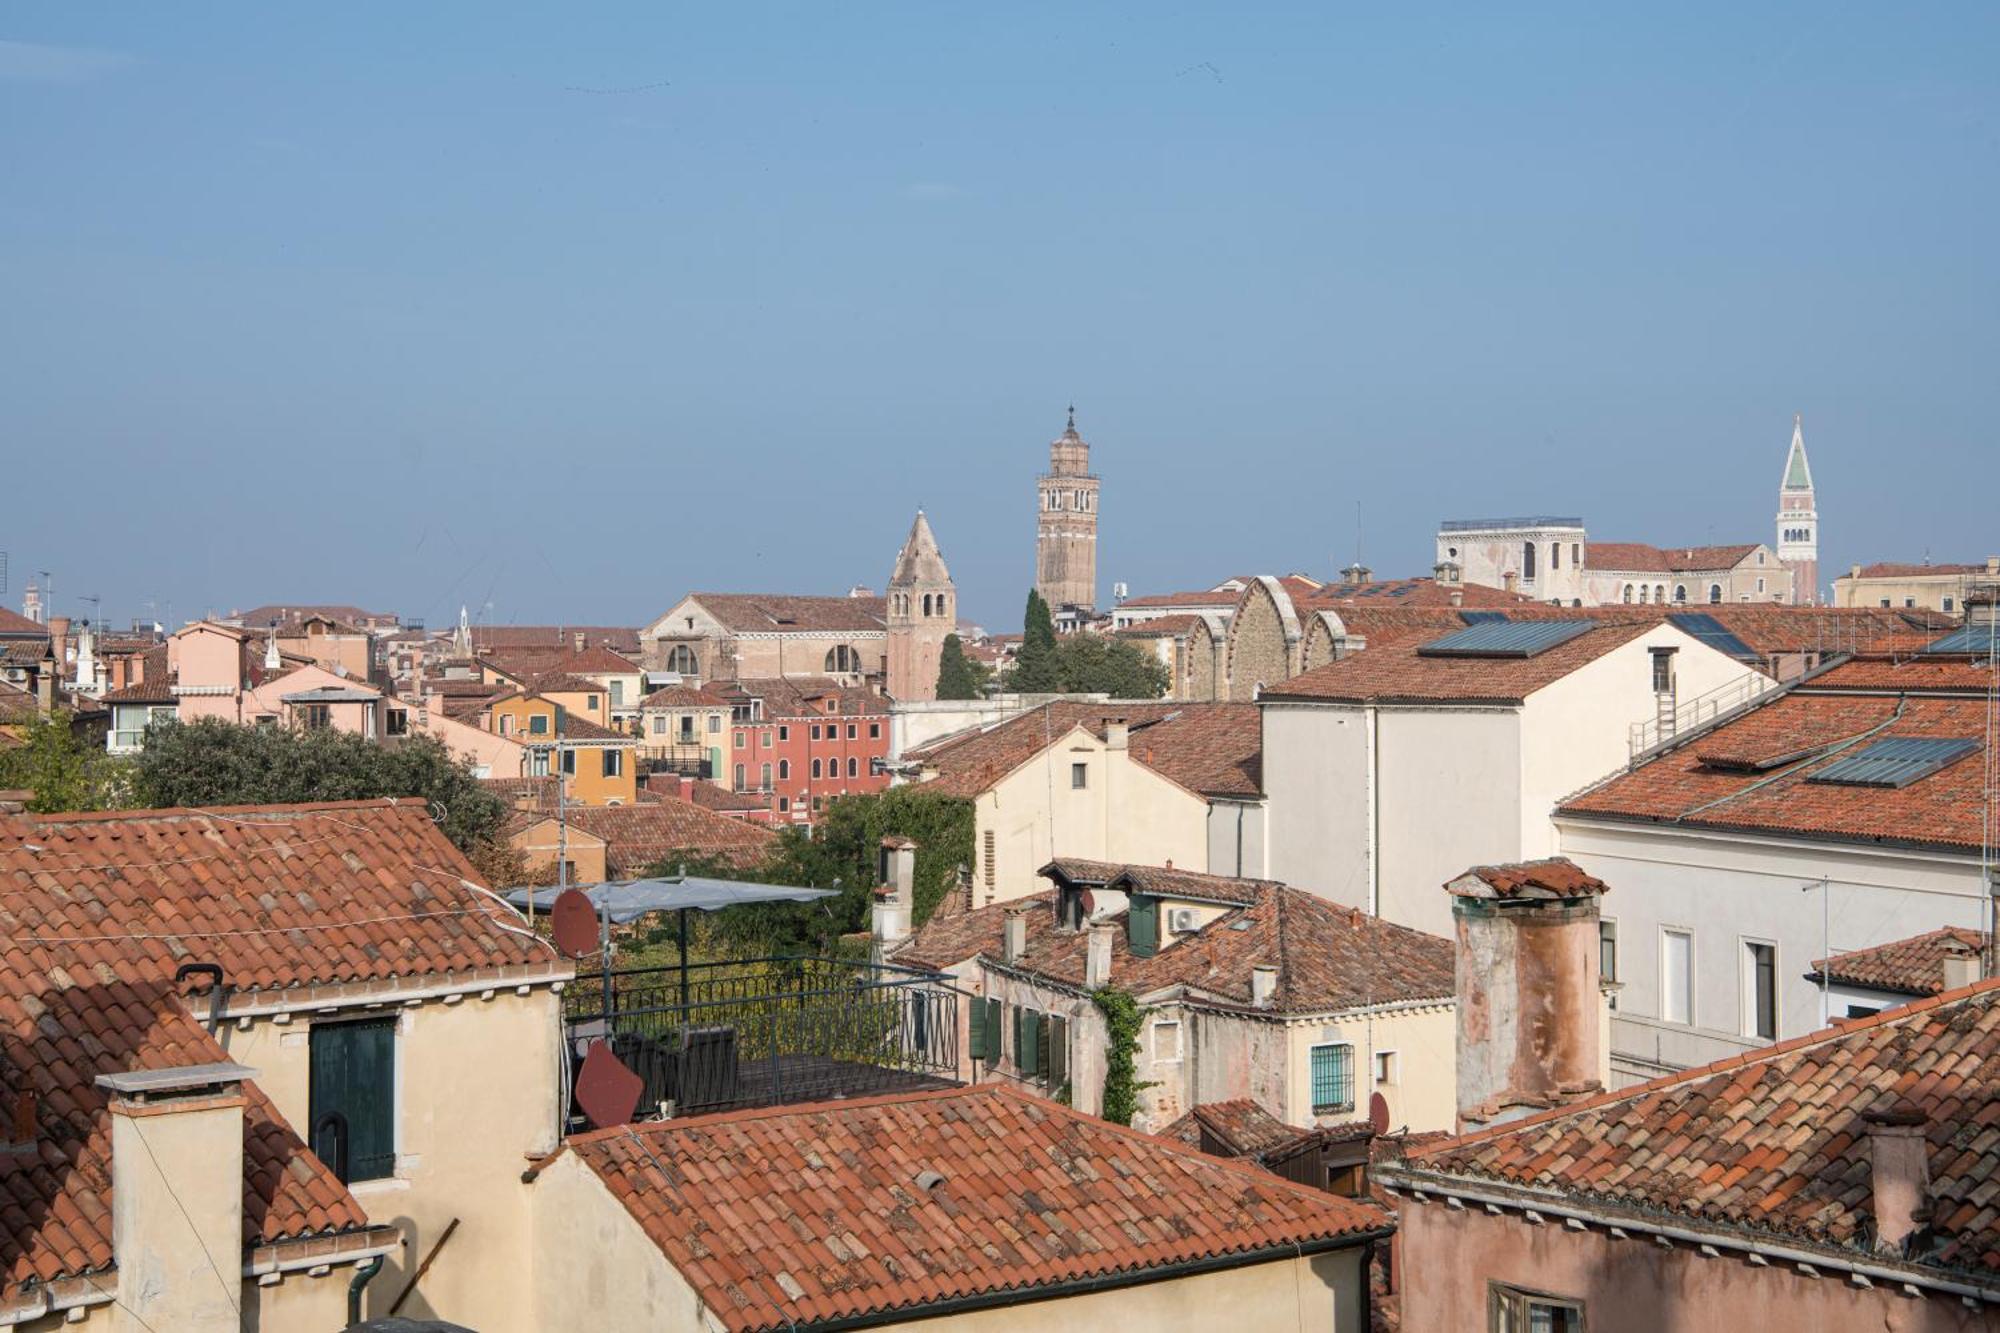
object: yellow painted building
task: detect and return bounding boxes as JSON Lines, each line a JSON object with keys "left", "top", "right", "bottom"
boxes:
{"left": 484, "top": 691, "right": 638, "bottom": 805}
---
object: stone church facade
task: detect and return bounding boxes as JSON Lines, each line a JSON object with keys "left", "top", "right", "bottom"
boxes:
{"left": 1035, "top": 409, "right": 1099, "bottom": 613}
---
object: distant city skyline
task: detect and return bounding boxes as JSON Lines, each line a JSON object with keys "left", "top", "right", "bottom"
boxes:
{"left": 4, "top": 4, "right": 1996, "bottom": 631}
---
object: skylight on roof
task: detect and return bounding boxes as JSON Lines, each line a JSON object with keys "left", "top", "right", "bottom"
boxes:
{"left": 1806, "top": 737, "right": 1979, "bottom": 789}
{"left": 1668, "top": 612, "right": 1756, "bottom": 660}
{"left": 1416, "top": 620, "right": 1594, "bottom": 658}
{"left": 1458, "top": 611, "right": 1510, "bottom": 624}
{"left": 1921, "top": 623, "right": 2000, "bottom": 657}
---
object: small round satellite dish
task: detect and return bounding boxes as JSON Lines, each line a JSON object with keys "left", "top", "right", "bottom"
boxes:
{"left": 575, "top": 1040, "right": 644, "bottom": 1129}
{"left": 1368, "top": 1091, "right": 1391, "bottom": 1135}
{"left": 551, "top": 888, "right": 599, "bottom": 960}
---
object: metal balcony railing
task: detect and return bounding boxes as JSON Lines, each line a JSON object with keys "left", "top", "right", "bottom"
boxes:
{"left": 562, "top": 957, "right": 961, "bottom": 1121}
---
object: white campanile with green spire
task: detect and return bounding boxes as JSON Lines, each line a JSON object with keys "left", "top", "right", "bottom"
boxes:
{"left": 1775, "top": 413, "right": 1819, "bottom": 604}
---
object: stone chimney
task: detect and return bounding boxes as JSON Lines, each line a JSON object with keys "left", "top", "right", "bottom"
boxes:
{"left": 573, "top": 631, "right": 586, "bottom": 652}
{"left": 1446, "top": 858, "right": 1611, "bottom": 1133}
{"left": 1965, "top": 587, "right": 1999, "bottom": 628}
{"left": 1501, "top": 571, "right": 1518, "bottom": 595}
{"left": 1104, "top": 717, "right": 1129, "bottom": 752}
{"left": 1003, "top": 907, "right": 1029, "bottom": 965}
{"left": 871, "top": 836, "right": 918, "bottom": 952}
{"left": 1862, "top": 1101, "right": 1931, "bottom": 1255}
{"left": 96, "top": 1063, "right": 254, "bottom": 1331}
{"left": 1941, "top": 949, "right": 1980, "bottom": 991}
{"left": 1250, "top": 964, "right": 1279, "bottom": 1009}
{"left": 1085, "top": 922, "right": 1114, "bottom": 989}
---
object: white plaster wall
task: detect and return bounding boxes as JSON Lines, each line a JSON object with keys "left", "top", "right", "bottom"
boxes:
{"left": 1373, "top": 707, "right": 1522, "bottom": 937}
{"left": 1279, "top": 1005, "right": 1457, "bottom": 1135}
{"left": 1261, "top": 703, "right": 1373, "bottom": 912}
{"left": 1205, "top": 798, "right": 1267, "bottom": 879}
{"left": 1557, "top": 819, "right": 1986, "bottom": 1079}
{"left": 530, "top": 1152, "right": 715, "bottom": 1332}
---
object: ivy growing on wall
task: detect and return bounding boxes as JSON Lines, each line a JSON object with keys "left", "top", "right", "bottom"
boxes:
{"left": 1090, "top": 986, "right": 1153, "bottom": 1127}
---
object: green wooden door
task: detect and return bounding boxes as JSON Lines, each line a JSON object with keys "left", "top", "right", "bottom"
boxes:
{"left": 1127, "top": 895, "right": 1158, "bottom": 957}
{"left": 310, "top": 1018, "right": 396, "bottom": 1182}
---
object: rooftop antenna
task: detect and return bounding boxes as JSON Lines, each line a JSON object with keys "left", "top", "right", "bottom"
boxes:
{"left": 79, "top": 593, "right": 101, "bottom": 628}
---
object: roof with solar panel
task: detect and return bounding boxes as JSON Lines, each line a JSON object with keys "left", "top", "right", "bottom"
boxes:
{"left": 1262, "top": 619, "right": 1661, "bottom": 704}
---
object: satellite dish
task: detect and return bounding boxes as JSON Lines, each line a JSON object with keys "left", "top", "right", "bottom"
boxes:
{"left": 550, "top": 887, "right": 600, "bottom": 959}
{"left": 1368, "top": 1092, "right": 1391, "bottom": 1135}
{"left": 575, "top": 1040, "right": 643, "bottom": 1129}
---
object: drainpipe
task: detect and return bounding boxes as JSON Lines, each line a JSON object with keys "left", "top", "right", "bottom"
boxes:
{"left": 1364, "top": 705, "right": 1380, "bottom": 917}
{"left": 347, "top": 1253, "right": 384, "bottom": 1326}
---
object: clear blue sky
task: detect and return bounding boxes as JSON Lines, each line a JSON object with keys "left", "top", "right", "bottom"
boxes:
{"left": 4, "top": 4, "right": 1995, "bottom": 632}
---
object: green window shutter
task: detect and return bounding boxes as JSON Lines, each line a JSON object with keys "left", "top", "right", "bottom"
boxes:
{"left": 1048, "top": 1015, "right": 1068, "bottom": 1089}
{"left": 1128, "top": 895, "right": 1158, "bottom": 958}
{"left": 1019, "top": 1008, "right": 1039, "bottom": 1076}
{"left": 1035, "top": 1014, "right": 1052, "bottom": 1082}
{"left": 309, "top": 1018, "right": 396, "bottom": 1183}
{"left": 979, "top": 997, "right": 1003, "bottom": 1063}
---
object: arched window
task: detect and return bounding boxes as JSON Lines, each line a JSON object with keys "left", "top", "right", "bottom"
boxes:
{"left": 778, "top": 759, "right": 790, "bottom": 781}
{"left": 1708, "top": 584, "right": 1722, "bottom": 604}
{"left": 1673, "top": 585, "right": 1687, "bottom": 603}
{"left": 1522, "top": 542, "right": 1538, "bottom": 582}
{"left": 665, "top": 644, "right": 698, "bottom": 675}
{"left": 934, "top": 593, "right": 948, "bottom": 619}
{"left": 847, "top": 756, "right": 858, "bottom": 778}
{"left": 1655, "top": 585, "right": 1667, "bottom": 604}
{"left": 921, "top": 594, "right": 932, "bottom": 617}
{"left": 826, "top": 644, "right": 859, "bottom": 673}
{"left": 811, "top": 758, "right": 823, "bottom": 779}
{"left": 1551, "top": 542, "right": 1561, "bottom": 570}
{"left": 1622, "top": 584, "right": 1634, "bottom": 604}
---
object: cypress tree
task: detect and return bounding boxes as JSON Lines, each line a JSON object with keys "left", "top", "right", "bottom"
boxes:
{"left": 934, "top": 633, "right": 983, "bottom": 700}
{"left": 1007, "top": 591, "right": 1063, "bottom": 692}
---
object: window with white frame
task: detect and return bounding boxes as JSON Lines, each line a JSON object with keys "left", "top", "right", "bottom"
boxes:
{"left": 1743, "top": 939, "right": 1777, "bottom": 1041}
{"left": 1374, "top": 1050, "right": 1398, "bottom": 1086}
{"left": 1662, "top": 928, "right": 1694, "bottom": 1025}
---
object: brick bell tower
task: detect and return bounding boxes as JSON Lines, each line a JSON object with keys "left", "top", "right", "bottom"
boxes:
{"left": 887, "top": 510, "right": 954, "bottom": 702}
{"left": 1775, "top": 413, "right": 1819, "bottom": 605}
{"left": 1035, "top": 407, "right": 1100, "bottom": 614}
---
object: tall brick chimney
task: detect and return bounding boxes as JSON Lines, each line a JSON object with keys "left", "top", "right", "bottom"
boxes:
{"left": 1445, "top": 858, "right": 1610, "bottom": 1133}
{"left": 1863, "top": 1100, "right": 1931, "bottom": 1256}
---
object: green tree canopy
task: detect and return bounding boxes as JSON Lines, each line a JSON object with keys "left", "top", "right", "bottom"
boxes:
{"left": 133, "top": 718, "right": 506, "bottom": 855}
{"left": 933, "top": 633, "right": 987, "bottom": 700}
{"left": 1005, "top": 591, "right": 1062, "bottom": 693}
{"left": 0, "top": 710, "right": 132, "bottom": 813}
{"left": 1052, "top": 634, "right": 1171, "bottom": 699}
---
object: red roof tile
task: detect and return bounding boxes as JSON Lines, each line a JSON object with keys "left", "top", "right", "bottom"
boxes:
{"left": 1446, "top": 858, "right": 1609, "bottom": 901}
{"left": 510, "top": 795, "right": 777, "bottom": 874}
{"left": 685, "top": 594, "right": 887, "bottom": 634}
{"left": 910, "top": 703, "right": 1261, "bottom": 800}
{"left": 1264, "top": 622, "right": 1655, "bottom": 704}
{"left": 470, "top": 626, "right": 641, "bottom": 653}
{"left": 1160, "top": 1100, "right": 1315, "bottom": 1158}
{"left": 0, "top": 607, "right": 47, "bottom": 636}
{"left": 1810, "top": 926, "right": 1987, "bottom": 997}
{"left": 1586, "top": 542, "right": 1760, "bottom": 573}
{"left": 0, "top": 800, "right": 545, "bottom": 1299}
{"left": 1849, "top": 561, "right": 1990, "bottom": 580}
{"left": 1401, "top": 979, "right": 2000, "bottom": 1275}
{"left": 555, "top": 1084, "right": 1388, "bottom": 1331}
{"left": 900, "top": 871, "right": 1453, "bottom": 1012}
{"left": 1560, "top": 688, "right": 1991, "bottom": 852}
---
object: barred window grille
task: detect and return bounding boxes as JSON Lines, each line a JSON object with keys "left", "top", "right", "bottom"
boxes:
{"left": 1310, "top": 1043, "right": 1354, "bottom": 1114}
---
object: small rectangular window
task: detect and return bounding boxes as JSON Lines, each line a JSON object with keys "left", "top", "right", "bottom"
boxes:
{"left": 1071, "top": 762, "right": 1087, "bottom": 789}
{"left": 1663, "top": 929, "right": 1694, "bottom": 1025}
{"left": 1598, "top": 920, "right": 1617, "bottom": 983}
{"left": 846, "top": 723, "right": 857, "bottom": 740}
{"left": 1310, "top": 1043, "right": 1354, "bottom": 1114}
{"left": 1745, "top": 940, "right": 1777, "bottom": 1041}
{"left": 869, "top": 722, "right": 881, "bottom": 739}
{"left": 602, "top": 749, "right": 623, "bottom": 778}
{"left": 1650, "top": 648, "right": 1676, "bottom": 694}
{"left": 1152, "top": 1020, "right": 1182, "bottom": 1064}
{"left": 733, "top": 763, "right": 746, "bottom": 791}
{"left": 811, "top": 724, "right": 822, "bottom": 741}
{"left": 734, "top": 731, "right": 745, "bottom": 749}
{"left": 385, "top": 709, "right": 408, "bottom": 736}
{"left": 1489, "top": 1283, "right": 1585, "bottom": 1332}
{"left": 1943, "top": 597, "right": 1955, "bottom": 613}
{"left": 1374, "top": 1050, "right": 1398, "bottom": 1085}
{"left": 652, "top": 716, "right": 666, "bottom": 735}
{"left": 309, "top": 1018, "right": 396, "bottom": 1183}
{"left": 760, "top": 763, "right": 772, "bottom": 790}
{"left": 778, "top": 724, "right": 789, "bottom": 741}
{"left": 708, "top": 714, "right": 721, "bottom": 733}
{"left": 529, "top": 713, "right": 549, "bottom": 735}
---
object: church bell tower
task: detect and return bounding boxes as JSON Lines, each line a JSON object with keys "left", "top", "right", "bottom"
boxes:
{"left": 887, "top": 510, "right": 954, "bottom": 702}
{"left": 1775, "top": 414, "right": 1819, "bottom": 605}
{"left": 1035, "top": 407, "right": 1100, "bottom": 614}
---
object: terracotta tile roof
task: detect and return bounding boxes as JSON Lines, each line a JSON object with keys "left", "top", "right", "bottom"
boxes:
{"left": 686, "top": 594, "right": 888, "bottom": 634}
{"left": 1116, "top": 589, "right": 1243, "bottom": 610}
{"left": 910, "top": 703, "right": 1261, "bottom": 800}
{"left": 1849, "top": 561, "right": 1990, "bottom": 580}
{"left": 0, "top": 799, "right": 552, "bottom": 1299}
{"left": 1107, "top": 862, "right": 1272, "bottom": 906}
{"left": 479, "top": 645, "right": 642, "bottom": 680}
{"left": 420, "top": 676, "right": 510, "bottom": 699}
{"left": 1445, "top": 858, "right": 1610, "bottom": 901}
{"left": 1264, "top": 621, "right": 1655, "bottom": 704}
{"left": 0, "top": 640, "right": 52, "bottom": 665}
{"left": 3, "top": 800, "right": 555, "bottom": 992}
{"left": 670, "top": 783, "right": 772, "bottom": 816}
{"left": 1160, "top": 1099, "right": 1314, "bottom": 1157}
{"left": 231, "top": 603, "right": 394, "bottom": 629}
{"left": 553, "top": 1083, "right": 1388, "bottom": 1331}
{"left": 1560, "top": 690, "right": 1992, "bottom": 852}
{"left": 1401, "top": 979, "right": 2000, "bottom": 1277}
{"left": 512, "top": 796, "right": 777, "bottom": 874}
{"left": 900, "top": 873, "right": 1454, "bottom": 1013}
{"left": 723, "top": 677, "right": 888, "bottom": 719}
{"left": 0, "top": 607, "right": 47, "bottom": 636}
{"left": 470, "top": 626, "right": 641, "bottom": 653}
{"left": 1585, "top": 542, "right": 1761, "bottom": 573}
{"left": 1301, "top": 579, "right": 1531, "bottom": 609}
{"left": 1114, "top": 613, "right": 1204, "bottom": 636}
{"left": 1810, "top": 927, "right": 1987, "bottom": 997}
{"left": 0, "top": 682, "right": 38, "bottom": 723}
{"left": 1810, "top": 654, "right": 2000, "bottom": 692}
{"left": 637, "top": 683, "right": 730, "bottom": 708}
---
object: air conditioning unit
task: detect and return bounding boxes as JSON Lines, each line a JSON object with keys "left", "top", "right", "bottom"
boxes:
{"left": 1167, "top": 907, "right": 1200, "bottom": 933}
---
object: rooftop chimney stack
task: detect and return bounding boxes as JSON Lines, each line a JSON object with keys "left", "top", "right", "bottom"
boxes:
{"left": 1250, "top": 965, "right": 1279, "bottom": 1009}
{"left": 1863, "top": 1101, "right": 1932, "bottom": 1256}
{"left": 1003, "top": 908, "right": 1028, "bottom": 965}
{"left": 871, "top": 836, "right": 918, "bottom": 954}
{"left": 1104, "top": 718, "right": 1129, "bottom": 752}
{"left": 1085, "top": 923, "right": 1114, "bottom": 989}
{"left": 573, "top": 631, "right": 586, "bottom": 652}
{"left": 97, "top": 1063, "right": 254, "bottom": 1331}
{"left": 1445, "top": 859, "right": 1611, "bottom": 1133}
{"left": 1941, "top": 949, "right": 1980, "bottom": 991}
{"left": 1501, "top": 571, "right": 1518, "bottom": 594}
